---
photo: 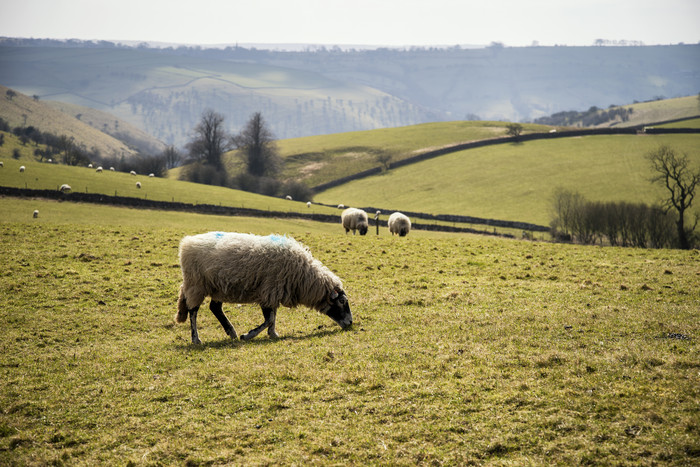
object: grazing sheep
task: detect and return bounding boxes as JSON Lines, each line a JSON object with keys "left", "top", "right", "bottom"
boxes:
{"left": 88, "top": 164, "right": 93, "bottom": 168}
{"left": 130, "top": 170, "right": 136, "bottom": 176}
{"left": 110, "top": 167, "right": 115, "bottom": 171}
{"left": 176, "top": 232, "right": 353, "bottom": 344}
{"left": 337, "top": 204, "right": 345, "bottom": 210}
{"left": 33, "top": 210, "right": 39, "bottom": 218}
{"left": 307, "top": 201, "right": 312, "bottom": 208}
{"left": 96, "top": 166, "right": 103, "bottom": 172}
{"left": 0, "top": 161, "right": 4, "bottom": 167}
{"left": 341, "top": 207, "right": 369, "bottom": 235}
{"left": 388, "top": 212, "right": 411, "bottom": 237}
{"left": 19, "top": 166, "right": 25, "bottom": 173}
{"left": 285, "top": 195, "right": 293, "bottom": 200}
{"left": 59, "top": 184, "right": 71, "bottom": 193}
{"left": 136, "top": 182, "right": 141, "bottom": 189}
{"left": 149, "top": 173, "right": 154, "bottom": 177}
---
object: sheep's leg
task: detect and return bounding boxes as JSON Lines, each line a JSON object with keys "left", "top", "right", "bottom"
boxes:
{"left": 189, "top": 305, "right": 202, "bottom": 345}
{"left": 241, "top": 306, "right": 278, "bottom": 340}
{"left": 209, "top": 300, "right": 238, "bottom": 340}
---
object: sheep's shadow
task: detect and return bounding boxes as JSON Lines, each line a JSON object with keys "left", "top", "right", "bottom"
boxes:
{"left": 175, "top": 326, "right": 354, "bottom": 351}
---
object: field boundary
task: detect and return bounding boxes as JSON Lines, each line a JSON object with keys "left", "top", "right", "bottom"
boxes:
{"left": 311, "top": 125, "right": 700, "bottom": 193}
{"left": 0, "top": 186, "right": 522, "bottom": 237}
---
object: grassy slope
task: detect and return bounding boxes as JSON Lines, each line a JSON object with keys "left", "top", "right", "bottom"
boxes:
{"left": 0, "top": 85, "right": 136, "bottom": 159}
{"left": 1, "top": 199, "right": 698, "bottom": 465}
{"left": 605, "top": 95, "right": 700, "bottom": 127}
{"left": 315, "top": 134, "right": 700, "bottom": 225}
{"left": 0, "top": 157, "right": 339, "bottom": 217}
{"left": 272, "top": 121, "right": 552, "bottom": 187}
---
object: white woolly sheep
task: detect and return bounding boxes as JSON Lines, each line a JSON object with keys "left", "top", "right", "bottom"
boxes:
{"left": 388, "top": 212, "right": 411, "bottom": 237}
{"left": 110, "top": 167, "right": 115, "bottom": 171}
{"left": 130, "top": 170, "right": 137, "bottom": 176}
{"left": 176, "top": 232, "right": 353, "bottom": 344}
{"left": 337, "top": 204, "right": 345, "bottom": 209}
{"left": 341, "top": 207, "right": 369, "bottom": 235}
{"left": 307, "top": 201, "right": 312, "bottom": 208}
{"left": 136, "top": 182, "right": 141, "bottom": 189}
{"left": 285, "top": 195, "right": 293, "bottom": 200}
{"left": 33, "top": 210, "right": 39, "bottom": 218}
{"left": 0, "top": 161, "right": 4, "bottom": 167}
{"left": 19, "top": 166, "right": 25, "bottom": 172}
{"left": 96, "top": 166, "right": 103, "bottom": 172}
{"left": 59, "top": 184, "right": 71, "bottom": 193}
{"left": 88, "top": 163, "right": 93, "bottom": 168}
{"left": 149, "top": 173, "right": 154, "bottom": 177}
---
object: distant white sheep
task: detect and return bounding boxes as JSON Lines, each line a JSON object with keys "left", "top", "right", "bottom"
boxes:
{"left": 130, "top": 170, "right": 137, "bottom": 176}
{"left": 337, "top": 204, "right": 345, "bottom": 210}
{"left": 33, "top": 210, "right": 39, "bottom": 218}
{"left": 285, "top": 195, "right": 293, "bottom": 200}
{"left": 388, "top": 212, "right": 411, "bottom": 237}
{"left": 96, "top": 166, "right": 103, "bottom": 172}
{"left": 88, "top": 164, "right": 93, "bottom": 168}
{"left": 0, "top": 161, "right": 4, "bottom": 167}
{"left": 307, "top": 201, "right": 312, "bottom": 208}
{"left": 136, "top": 182, "right": 142, "bottom": 189}
{"left": 149, "top": 173, "right": 154, "bottom": 177}
{"left": 59, "top": 184, "right": 71, "bottom": 193}
{"left": 110, "top": 167, "right": 115, "bottom": 171}
{"left": 176, "top": 232, "right": 353, "bottom": 344}
{"left": 341, "top": 207, "right": 369, "bottom": 235}
{"left": 19, "top": 166, "right": 25, "bottom": 173}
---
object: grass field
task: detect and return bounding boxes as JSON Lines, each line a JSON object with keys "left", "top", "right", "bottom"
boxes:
{"left": 316, "top": 133, "right": 700, "bottom": 226}
{"left": 1, "top": 198, "right": 698, "bottom": 465}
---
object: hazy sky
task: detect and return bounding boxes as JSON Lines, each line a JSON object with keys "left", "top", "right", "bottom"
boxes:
{"left": 2, "top": 0, "right": 698, "bottom": 47}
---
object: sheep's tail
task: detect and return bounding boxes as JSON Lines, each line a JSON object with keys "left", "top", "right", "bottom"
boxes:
{"left": 176, "top": 285, "right": 189, "bottom": 323}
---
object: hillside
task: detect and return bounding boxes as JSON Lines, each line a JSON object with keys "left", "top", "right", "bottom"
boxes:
{"left": 1, "top": 39, "right": 698, "bottom": 145}
{"left": 45, "top": 100, "right": 166, "bottom": 155}
{"left": 314, "top": 133, "right": 700, "bottom": 226}
{"left": 0, "top": 85, "right": 138, "bottom": 160}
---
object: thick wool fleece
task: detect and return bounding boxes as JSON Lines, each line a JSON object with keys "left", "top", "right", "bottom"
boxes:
{"left": 388, "top": 212, "right": 411, "bottom": 236}
{"left": 341, "top": 208, "right": 369, "bottom": 233}
{"left": 177, "top": 232, "right": 343, "bottom": 320}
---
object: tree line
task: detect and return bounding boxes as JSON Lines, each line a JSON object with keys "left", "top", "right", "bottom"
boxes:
{"left": 0, "top": 116, "right": 176, "bottom": 176}
{"left": 551, "top": 146, "right": 699, "bottom": 249}
{"left": 534, "top": 105, "right": 634, "bottom": 127}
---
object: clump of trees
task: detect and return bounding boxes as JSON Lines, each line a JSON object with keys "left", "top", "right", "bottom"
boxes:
{"left": 550, "top": 189, "right": 677, "bottom": 248}
{"left": 551, "top": 146, "right": 699, "bottom": 249}
{"left": 180, "top": 110, "right": 312, "bottom": 201}
{"left": 534, "top": 105, "right": 633, "bottom": 127}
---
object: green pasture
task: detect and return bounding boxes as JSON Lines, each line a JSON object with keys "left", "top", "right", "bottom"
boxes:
{"left": 1, "top": 199, "right": 698, "bottom": 465}
{"left": 276, "top": 121, "right": 552, "bottom": 187}
{"left": 615, "top": 95, "right": 700, "bottom": 128}
{"left": 316, "top": 133, "right": 700, "bottom": 226}
{"left": 0, "top": 156, "right": 339, "bottom": 217}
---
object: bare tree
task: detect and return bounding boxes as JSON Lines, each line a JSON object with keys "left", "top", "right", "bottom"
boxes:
{"left": 647, "top": 145, "right": 700, "bottom": 249}
{"left": 186, "top": 109, "right": 232, "bottom": 170}
{"left": 235, "top": 112, "right": 281, "bottom": 177}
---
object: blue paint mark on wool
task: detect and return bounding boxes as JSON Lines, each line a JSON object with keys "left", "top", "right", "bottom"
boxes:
{"left": 210, "top": 231, "right": 226, "bottom": 239}
{"left": 267, "top": 234, "right": 290, "bottom": 246}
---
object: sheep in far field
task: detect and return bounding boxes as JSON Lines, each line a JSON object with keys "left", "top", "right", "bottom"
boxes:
{"left": 176, "top": 232, "right": 353, "bottom": 344}
{"left": 337, "top": 204, "right": 345, "bottom": 210}
{"left": 96, "top": 166, "right": 103, "bottom": 172}
{"left": 285, "top": 195, "right": 293, "bottom": 200}
{"left": 110, "top": 167, "right": 115, "bottom": 171}
{"left": 88, "top": 164, "right": 93, "bottom": 168}
{"left": 341, "top": 207, "right": 369, "bottom": 235}
{"left": 130, "top": 170, "right": 137, "bottom": 176}
{"left": 307, "top": 201, "right": 312, "bottom": 208}
{"left": 59, "top": 184, "right": 71, "bottom": 193}
{"left": 33, "top": 210, "right": 39, "bottom": 218}
{"left": 388, "top": 212, "right": 411, "bottom": 237}
{"left": 149, "top": 173, "right": 154, "bottom": 177}
{"left": 136, "top": 182, "right": 142, "bottom": 189}
{"left": 19, "top": 166, "right": 25, "bottom": 172}
{"left": 0, "top": 161, "right": 4, "bottom": 167}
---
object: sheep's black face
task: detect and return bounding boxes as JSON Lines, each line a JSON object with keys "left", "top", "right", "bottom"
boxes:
{"left": 399, "top": 228, "right": 408, "bottom": 237}
{"left": 359, "top": 224, "right": 368, "bottom": 235}
{"left": 326, "top": 289, "right": 352, "bottom": 329}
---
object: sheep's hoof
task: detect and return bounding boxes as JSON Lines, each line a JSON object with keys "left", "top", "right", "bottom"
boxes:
{"left": 268, "top": 330, "right": 280, "bottom": 339}
{"left": 240, "top": 333, "right": 253, "bottom": 341}
{"left": 192, "top": 338, "right": 202, "bottom": 345}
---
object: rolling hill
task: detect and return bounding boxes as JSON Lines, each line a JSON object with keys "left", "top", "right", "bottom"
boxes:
{"left": 0, "top": 84, "right": 140, "bottom": 160}
{"left": 1, "top": 39, "right": 698, "bottom": 146}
